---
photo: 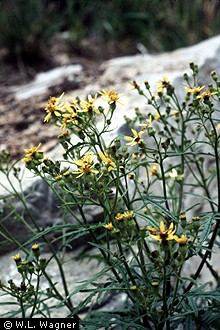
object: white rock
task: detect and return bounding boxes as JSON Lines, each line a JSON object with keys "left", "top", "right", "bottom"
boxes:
{"left": 100, "top": 35, "right": 220, "bottom": 88}
{"left": 11, "top": 64, "right": 82, "bottom": 100}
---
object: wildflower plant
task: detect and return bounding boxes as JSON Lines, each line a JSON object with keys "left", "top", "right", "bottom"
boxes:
{"left": 0, "top": 245, "right": 48, "bottom": 318}
{"left": 1, "top": 63, "right": 220, "bottom": 328}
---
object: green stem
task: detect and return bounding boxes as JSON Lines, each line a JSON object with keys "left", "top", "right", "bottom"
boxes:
{"left": 184, "top": 214, "right": 220, "bottom": 293}
{"left": 177, "top": 112, "right": 185, "bottom": 215}
{"left": 20, "top": 296, "right": 26, "bottom": 318}
{"left": 116, "top": 238, "right": 137, "bottom": 286}
{"left": 29, "top": 271, "right": 41, "bottom": 318}
{"left": 75, "top": 199, "right": 123, "bottom": 285}
{"left": 129, "top": 243, "right": 148, "bottom": 278}
{"left": 185, "top": 152, "right": 215, "bottom": 212}
{"left": 170, "top": 265, "right": 183, "bottom": 314}
{"left": 161, "top": 264, "right": 170, "bottom": 330}
{"left": 184, "top": 113, "right": 220, "bottom": 292}
{"left": 159, "top": 154, "right": 170, "bottom": 212}
{"left": 210, "top": 117, "right": 220, "bottom": 212}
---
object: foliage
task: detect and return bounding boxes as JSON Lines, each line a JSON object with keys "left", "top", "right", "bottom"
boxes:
{"left": 1, "top": 0, "right": 220, "bottom": 62}
{"left": 1, "top": 64, "right": 220, "bottom": 328}
{"left": 0, "top": 0, "right": 61, "bottom": 61}
{"left": 63, "top": 0, "right": 220, "bottom": 52}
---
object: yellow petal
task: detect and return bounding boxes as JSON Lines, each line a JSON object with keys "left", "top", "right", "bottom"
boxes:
{"left": 159, "top": 221, "right": 165, "bottom": 232}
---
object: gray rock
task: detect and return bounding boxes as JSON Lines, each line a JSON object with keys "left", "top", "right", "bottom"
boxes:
{"left": 0, "top": 177, "right": 104, "bottom": 254}
{"left": 100, "top": 34, "right": 220, "bottom": 90}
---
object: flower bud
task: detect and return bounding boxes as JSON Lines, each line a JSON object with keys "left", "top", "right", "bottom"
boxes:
{"left": 121, "top": 146, "right": 128, "bottom": 154}
{"left": 12, "top": 253, "right": 21, "bottom": 265}
{"left": 38, "top": 258, "right": 47, "bottom": 271}
{"left": 114, "top": 138, "right": 121, "bottom": 149}
{"left": 144, "top": 81, "right": 150, "bottom": 89}
{"left": 147, "top": 127, "right": 156, "bottom": 137}
{"left": 183, "top": 73, "right": 189, "bottom": 81}
{"left": 101, "top": 166, "right": 108, "bottom": 175}
{"left": 179, "top": 213, "right": 187, "bottom": 228}
{"left": 140, "top": 227, "right": 146, "bottom": 239}
{"left": 32, "top": 244, "right": 40, "bottom": 258}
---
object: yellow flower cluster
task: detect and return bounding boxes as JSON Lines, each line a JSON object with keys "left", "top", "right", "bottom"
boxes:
{"left": 99, "top": 89, "right": 124, "bottom": 105}
{"left": 103, "top": 211, "right": 134, "bottom": 231}
{"left": 115, "top": 210, "right": 134, "bottom": 221}
{"left": 44, "top": 92, "right": 99, "bottom": 126}
{"left": 44, "top": 89, "right": 124, "bottom": 129}
{"left": 185, "top": 85, "right": 217, "bottom": 100}
{"left": 185, "top": 85, "right": 205, "bottom": 95}
{"left": 99, "top": 152, "right": 116, "bottom": 172}
{"left": 72, "top": 153, "right": 99, "bottom": 178}
{"left": 72, "top": 150, "right": 118, "bottom": 179}
{"left": 23, "top": 143, "right": 43, "bottom": 164}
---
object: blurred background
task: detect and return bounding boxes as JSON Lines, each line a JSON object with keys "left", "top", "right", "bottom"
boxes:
{"left": 1, "top": 0, "right": 220, "bottom": 67}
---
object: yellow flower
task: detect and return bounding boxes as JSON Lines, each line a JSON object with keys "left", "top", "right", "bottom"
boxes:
{"left": 44, "top": 92, "right": 65, "bottom": 122}
{"left": 124, "top": 129, "right": 145, "bottom": 146}
{"left": 115, "top": 211, "right": 133, "bottom": 221}
{"left": 32, "top": 243, "right": 40, "bottom": 258}
{"left": 132, "top": 152, "right": 144, "bottom": 159}
{"left": 156, "top": 75, "right": 170, "bottom": 94}
{"left": 115, "top": 213, "right": 124, "bottom": 221}
{"left": 32, "top": 243, "right": 39, "bottom": 251}
{"left": 80, "top": 94, "right": 100, "bottom": 114}
{"left": 192, "top": 216, "right": 200, "bottom": 221}
{"left": 147, "top": 221, "right": 176, "bottom": 241}
{"left": 128, "top": 173, "right": 135, "bottom": 180}
{"left": 196, "top": 89, "right": 218, "bottom": 100}
{"left": 173, "top": 234, "right": 188, "bottom": 245}
{"left": 122, "top": 210, "right": 134, "bottom": 219}
{"left": 154, "top": 110, "right": 161, "bottom": 122}
{"left": 63, "top": 171, "right": 71, "bottom": 177}
{"left": 170, "top": 110, "right": 187, "bottom": 117}
{"left": 23, "top": 143, "right": 43, "bottom": 164}
{"left": 128, "top": 80, "right": 140, "bottom": 91}
{"left": 61, "top": 104, "right": 78, "bottom": 129}
{"left": 103, "top": 222, "right": 114, "bottom": 230}
{"left": 149, "top": 163, "right": 158, "bottom": 176}
{"left": 72, "top": 153, "right": 99, "bottom": 178}
{"left": 55, "top": 174, "right": 62, "bottom": 180}
{"left": 68, "top": 97, "right": 79, "bottom": 110}
{"left": 12, "top": 253, "right": 21, "bottom": 262}
{"left": 138, "top": 116, "right": 152, "bottom": 129}
{"left": 99, "top": 89, "right": 124, "bottom": 105}
{"left": 169, "top": 168, "right": 184, "bottom": 181}
{"left": 99, "top": 151, "right": 116, "bottom": 172}
{"left": 169, "top": 168, "right": 178, "bottom": 178}
{"left": 130, "top": 285, "right": 137, "bottom": 290}
{"left": 58, "top": 130, "right": 70, "bottom": 139}
{"left": 185, "top": 85, "right": 205, "bottom": 95}
{"left": 179, "top": 213, "right": 186, "bottom": 220}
